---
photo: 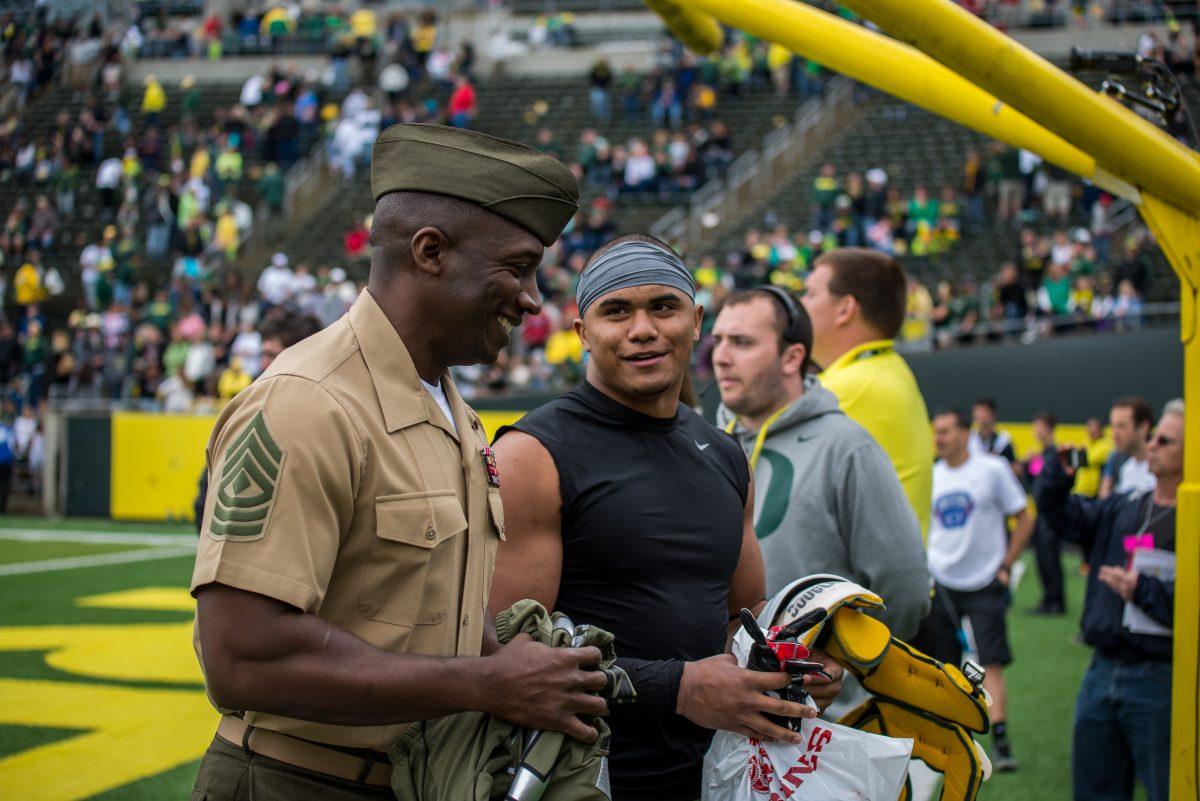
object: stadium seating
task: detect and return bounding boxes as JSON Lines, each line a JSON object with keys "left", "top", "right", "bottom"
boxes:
{"left": 705, "top": 87, "right": 1192, "bottom": 300}
{"left": 274, "top": 74, "right": 810, "bottom": 275}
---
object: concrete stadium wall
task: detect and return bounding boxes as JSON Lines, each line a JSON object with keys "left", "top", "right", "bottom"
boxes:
{"left": 906, "top": 325, "right": 1182, "bottom": 424}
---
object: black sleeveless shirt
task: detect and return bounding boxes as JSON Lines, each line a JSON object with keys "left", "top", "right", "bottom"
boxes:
{"left": 499, "top": 381, "right": 750, "bottom": 801}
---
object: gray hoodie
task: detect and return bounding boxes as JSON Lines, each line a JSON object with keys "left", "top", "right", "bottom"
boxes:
{"left": 717, "top": 376, "right": 930, "bottom": 639}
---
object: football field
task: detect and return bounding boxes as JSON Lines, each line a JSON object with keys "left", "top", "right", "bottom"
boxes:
{"left": 0, "top": 516, "right": 1098, "bottom": 800}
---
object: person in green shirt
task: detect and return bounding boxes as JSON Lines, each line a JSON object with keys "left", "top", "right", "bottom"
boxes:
{"left": 906, "top": 185, "right": 940, "bottom": 235}
{"left": 161, "top": 325, "right": 191, "bottom": 377}
{"left": 810, "top": 162, "right": 839, "bottom": 231}
{"left": 257, "top": 162, "right": 284, "bottom": 217}
{"left": 142, "top": 289, "right": 174, "bottom": 333}
{"left": 1038, "top": 262, "right": 1074, "bottom": 318}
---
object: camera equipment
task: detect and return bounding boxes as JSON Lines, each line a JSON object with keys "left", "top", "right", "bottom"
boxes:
{"left": 1069, "top": 46, "right": 1198, "bottom": 147}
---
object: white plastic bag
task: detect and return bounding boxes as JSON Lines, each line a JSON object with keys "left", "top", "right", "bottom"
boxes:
{"left": 702, "top": 718, "right": 913, "bottom": 801}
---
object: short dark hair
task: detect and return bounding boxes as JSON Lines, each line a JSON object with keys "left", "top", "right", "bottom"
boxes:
{"left": 973, "top": 397, "right": 997, "bottom": 413}
{"left": 934, "top": 408, "right": 971, "bottom": 430}
{"left": 1033, "top": 410, "right": 1057, "bottom": 428}
{"left": 260, "top": 311, "right": 323, "bottom": 348}
{"left": 721, "top": 288, "right": 814, "bottom": 375}
{"left": 814, "top": 248, "right": 907, "bottom": 338}
{"left": 1112, "top": 395, "right": 1155, "bottom": 431}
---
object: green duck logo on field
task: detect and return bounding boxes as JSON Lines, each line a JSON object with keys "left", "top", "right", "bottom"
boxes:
{"left": 211, "top": 410, "right": 285, "bottom": 539}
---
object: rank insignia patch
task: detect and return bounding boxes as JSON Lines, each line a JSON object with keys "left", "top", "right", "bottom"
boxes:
{"left": 210, "top": 410, "right": 285, "bottom": 539}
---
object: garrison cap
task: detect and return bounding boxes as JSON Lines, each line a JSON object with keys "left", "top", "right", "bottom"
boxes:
{"left": 372, "top": 123, "right": 580, "bottom": 247}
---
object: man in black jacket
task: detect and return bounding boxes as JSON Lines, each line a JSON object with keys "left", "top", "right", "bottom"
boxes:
{"left": 1036, "top": 400, "right": 1182, "bottom": 801}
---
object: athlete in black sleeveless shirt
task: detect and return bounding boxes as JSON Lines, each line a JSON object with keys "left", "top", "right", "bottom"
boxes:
{"left": 489, "top": 235, "right": 844, "bottom": 801}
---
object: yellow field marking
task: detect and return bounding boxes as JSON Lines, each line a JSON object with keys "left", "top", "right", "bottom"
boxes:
{"left": 76, "top": 586, "right": 196, "bottom": 612}
{"left": 0, "top": 678, "right": 215, "bottom": 801}
{"left": 0, "top": 622, "right": 202, "bottom": 685}
{"left": 0, "top": 585, "right": 216, "bottom": 800}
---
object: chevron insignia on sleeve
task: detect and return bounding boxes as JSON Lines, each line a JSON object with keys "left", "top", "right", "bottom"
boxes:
{"left": 210, "top": 410, "right": 285, "bottom": 539}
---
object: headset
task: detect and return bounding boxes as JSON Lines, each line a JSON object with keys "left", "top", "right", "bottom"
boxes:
{"left": 757, "top": 285, "right": 808, "bottom": 344}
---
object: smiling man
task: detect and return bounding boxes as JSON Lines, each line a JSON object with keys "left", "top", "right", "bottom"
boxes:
{"left": 489, "top": 235, "right": 843, "bottom": 801}
{"left": 190, "top": 124, "right": 609, "bottom": 800}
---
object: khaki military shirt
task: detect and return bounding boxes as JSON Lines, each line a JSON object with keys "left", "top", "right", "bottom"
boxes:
{"left": 191, "top": 289, "right": 505, "bottom": 751}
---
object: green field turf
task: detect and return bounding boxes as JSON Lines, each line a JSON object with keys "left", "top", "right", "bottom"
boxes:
{"left": 0, "top": 541, "right": 151, "bottom": 566}
{"left": 0, "top": 522, "right": 1110, "bottom": 800}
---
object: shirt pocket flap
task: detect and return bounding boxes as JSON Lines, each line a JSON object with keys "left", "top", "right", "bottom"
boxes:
{"left": 375, "top": 491, "right": 467, "bottom": 549}
{"left": 486, "top": 489, "right": 506, "bottom": 541}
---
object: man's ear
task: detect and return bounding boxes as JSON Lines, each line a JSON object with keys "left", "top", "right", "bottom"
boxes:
{"left": 781, "top": 342, "right": 806, "bottom": 378}
{"left": 410, "top": 226, "right": 447, "bottom": 277}
{"left": 693, "top": 303, "right": 704, "bottom": 342}
{"left": 573, "top": 317, "right": 590, "bottom": 352}
{"left": 834, "top": 293, "right": 858, "bottom": 328}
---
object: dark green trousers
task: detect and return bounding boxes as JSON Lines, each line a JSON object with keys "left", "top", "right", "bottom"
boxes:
{"left": 191, "top": 735, "right": 393, "bottom": 801}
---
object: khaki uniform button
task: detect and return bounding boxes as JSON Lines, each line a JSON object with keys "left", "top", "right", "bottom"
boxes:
{"left": 425, "top": 525, "right": 436, "bottom": 541}
{"left": 471, "top": 418, "right": 480, "bottom": 431}
{"left": 462, "top": 614, "right": 469, "bottom": 627}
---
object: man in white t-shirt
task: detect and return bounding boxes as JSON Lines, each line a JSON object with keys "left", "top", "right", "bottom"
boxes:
{"left": 925, "top": 408, "right": 1034, "bottom": 772}
{"left": 1099, "top": 396, "right": 1157, "bottom": 499}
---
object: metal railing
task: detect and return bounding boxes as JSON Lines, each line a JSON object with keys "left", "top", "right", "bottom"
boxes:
{"left": 650, "top": 77, "right": 855, "bottom": 252}
{"left": 976, "top": 0, "right": 1196, "bottom": 29}
{"left": 236, "top": 141, "right": 332, "bottom": 269}
{"left": 897, "top": 299, "right": 1180, "bottom": 353}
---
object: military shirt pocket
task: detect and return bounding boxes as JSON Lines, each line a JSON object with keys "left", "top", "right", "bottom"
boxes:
{"left": 360, "top": 491, "right": 468, "bottom": 627}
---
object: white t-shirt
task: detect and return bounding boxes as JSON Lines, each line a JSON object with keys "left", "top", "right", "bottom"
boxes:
{"left": 1116, "top": 457, "right": 1156, "bottom": 496}
{"left": 929, "top": 452, "right": 1028, "bottom": 592}
{"left": 422, "top": 379, "right": 458, "bottom": 436}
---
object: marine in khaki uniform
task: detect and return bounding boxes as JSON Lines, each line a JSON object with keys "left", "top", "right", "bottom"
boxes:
{"left": 190, "top": 124, "right": 609, "bottom": 800}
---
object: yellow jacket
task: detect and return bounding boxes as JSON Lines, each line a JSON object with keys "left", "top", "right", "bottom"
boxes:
{"left": 820, "top": 339, "right": 933, "bottom": 538}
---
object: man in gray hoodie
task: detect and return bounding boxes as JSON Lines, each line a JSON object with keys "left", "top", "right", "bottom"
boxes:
{"left": 712, "top": 287, "right": 930, "bottom": 638}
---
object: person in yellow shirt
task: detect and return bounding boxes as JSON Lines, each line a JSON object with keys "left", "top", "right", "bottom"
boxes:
{"left": 349, "top": 7, "right": 376, "bottom": 38}
{"left": 801, "top": 248, "right": 933, "bottom": 537}
{"left": 190, "top": 147, "right": 211, "bottom": 181}
{"left": 902, "top": 276, "right": 933, "bottom": 343}
{"left": 14, "top": 258, "right": 45, "bottom": 307}
{"left": 766, "top": 42, "right": 792, "bottom": 95}
{"left": 213, "top": 208, "right": 240, "bottom": 261}
{"left": 544, "top": 318, "right": 584, "bottom": 367}
{"left": 1072, "top": 416, "right": 1113, "bottom": 498}
{"left": 142, "top": 75, "right": 166, "bottom": 119}
{"left": 217, "top": 356, "right": 253, "bottom": 401}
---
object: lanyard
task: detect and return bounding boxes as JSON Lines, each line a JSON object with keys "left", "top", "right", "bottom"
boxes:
{"left": 725, "top": 405, "right": 790, "bottom": 471}
{"left": 1137, "top": 494, "right": 1173, "bottom": 537}
{"left": 851, "top": 344, "right": 893, "bottom": 363}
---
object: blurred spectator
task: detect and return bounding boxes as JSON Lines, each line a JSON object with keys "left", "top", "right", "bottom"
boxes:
{"left": 589, "top": 59, "right": 613, "bottom": 122}
{"left": 1114, "top": 241, "right": 1149, "bottom": 298}
{"left": 218, "top": 357, "right": 252, "bottom": 401}
{"left": 994, "top": 143, "right": 1024, "bottom": 223}
{"left": 1029, "top": 410, "right": 1066, "bottom": 615}
{"left": 0, "top": 412, "right": 13, "bottom": 512}
{"left": 448, "top": 75, "right": 476, "bottom": 128}
{"left": 811, "top": 162, "right": 839, "bottom": 231}
{"left": 1042, "top": 162, "right": 1073, "bottom": 223}
{"left": 344, "top": 215, "right": 371, "bottom": 263}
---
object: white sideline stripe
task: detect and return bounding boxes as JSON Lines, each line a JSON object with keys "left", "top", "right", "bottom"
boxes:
{"left": 0, "top": 528, "right": 195, "bottom": 546}
{"left": 0, "top": 545, "right": 197, "bottom": 576}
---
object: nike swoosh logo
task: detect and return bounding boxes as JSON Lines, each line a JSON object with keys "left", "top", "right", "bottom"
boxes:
{"left": 796, "top": 435, "right": 816, "bottom": 443}
{"left": 696, "top": 441, "right": 711, "bottom": 451}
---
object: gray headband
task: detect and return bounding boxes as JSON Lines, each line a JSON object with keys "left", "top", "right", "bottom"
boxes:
{"left": 576, "top": 241, "right": 695, "bottom": 317}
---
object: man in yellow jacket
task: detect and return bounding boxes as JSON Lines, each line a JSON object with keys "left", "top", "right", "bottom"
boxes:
{"left": 801, "top": 248, "right": 933, "bottom": 538}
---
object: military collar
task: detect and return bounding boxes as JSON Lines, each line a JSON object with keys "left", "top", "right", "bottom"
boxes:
{"left": 348, "top": 289, "right": 461, "bottom": 439}
{"left": 821, "top": 339, "right": 895, "bottom": 376}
